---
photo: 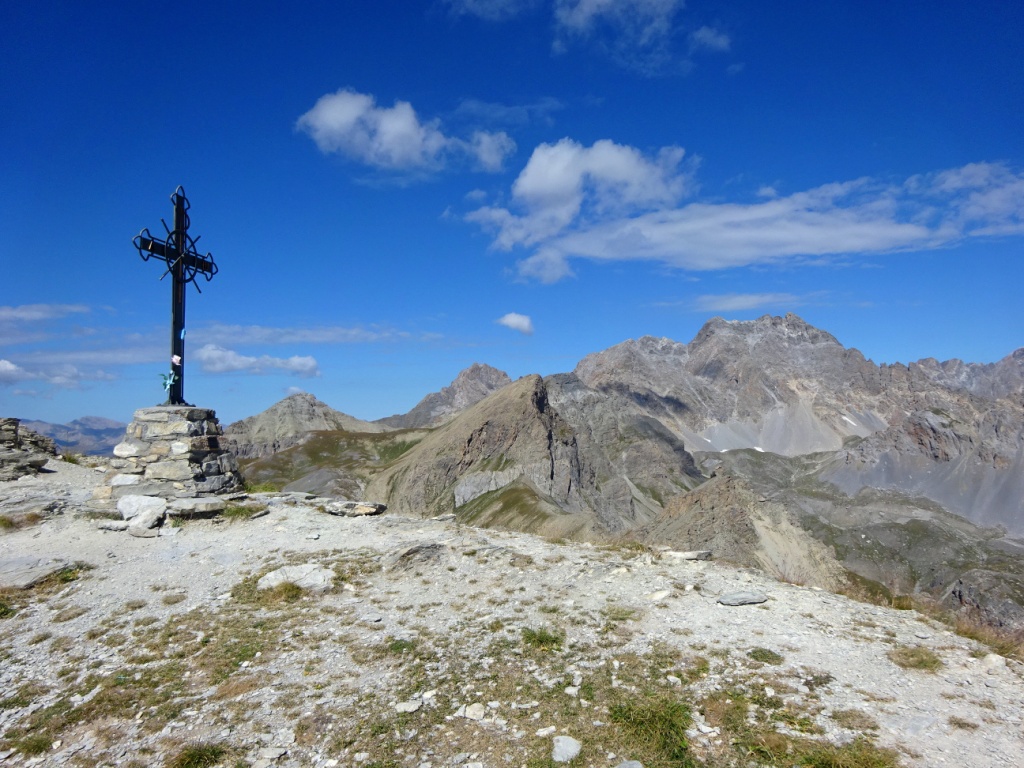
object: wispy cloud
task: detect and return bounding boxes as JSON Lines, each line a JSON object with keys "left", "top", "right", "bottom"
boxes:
{"left": 688, "top": 25, "right": 730, "bottom": 53}
{"left": 692, "top": 293, "right": 803, "bottom": 313}
{"left": 467, "top": 149, "right": 1024, "bottom": 283}
{"left": 297, "top": 88, "right": 515, "bottom": 174}
{"left": 454, "top": 97, "right": 564, "bottom": 126}
{"left": 449, "top": 0, "right": 726, "bottom": 75}
{"left": 553, "top": 0, "right": 684, "bottom": 72}
{"left": 497, "top": 312, "right": 535, "bottom": 334}
{"left": 0, "top": 304, "right": 92, "bottom": 347}
{"left": 196, "top": 323, "right": 418, "bottom": 346}
{"left": 0, "top": 358, "right": 114, "bottom": 388}
{"left": 0, "top": 304, "right": 90, "bottom": 323}
{"left": 445, "top": 0, "right": 540, "bottom": 22}
{"left": 193, "top": 345, "right": 320, "bottom": 378}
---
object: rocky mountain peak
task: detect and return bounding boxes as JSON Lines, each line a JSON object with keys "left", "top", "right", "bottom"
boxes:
{"left": 224, "top": 392, "right": 385, "bottom": 459}
{"left": 375, "top": 363, "right": 512, "bottom": 429}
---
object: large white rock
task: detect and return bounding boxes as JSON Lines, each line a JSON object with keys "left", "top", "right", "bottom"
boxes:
{"left": 552, "top": 736, "right": 581, "bottom": 763}
{"left": 117, "top": 495, "right": 167, "bottom": 521}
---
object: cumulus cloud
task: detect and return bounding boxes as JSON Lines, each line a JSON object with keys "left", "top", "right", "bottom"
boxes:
{"left": 296, "top": 88, "right": 515, "bottom": 173}
{"left": 0, "top": 359, "right": 31, "bottom": 384}
{"left": 467, "top": 138, "right": 690, "bottom": 258}
{"left": 467, "top": 151, "right": 1024, "bottom": 283}
{"left": 497, "top": 313, "right": 535, "bottom": 335}
{"left": 193, "top": 345, "right": 320, "bottom": 378}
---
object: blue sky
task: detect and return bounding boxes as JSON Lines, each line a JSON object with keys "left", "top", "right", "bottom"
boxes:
{"left": 2, "top": 0, "right": 1022, "bottom": 425}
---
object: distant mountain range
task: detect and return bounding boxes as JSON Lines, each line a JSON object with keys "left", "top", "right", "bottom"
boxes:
{"left": 232, "top": 313, "right": 1024, "bottom": 628}
{"left": 20, "top": 416, "right": 127, "bottom": 456}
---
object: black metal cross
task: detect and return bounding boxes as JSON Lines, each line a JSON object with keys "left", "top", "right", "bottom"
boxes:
{"left": 133, "top": 186, "right": 218, "bottom": 406}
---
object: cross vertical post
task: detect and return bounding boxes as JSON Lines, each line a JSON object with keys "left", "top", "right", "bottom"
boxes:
{"left": 169, "top": 190, "right": 187, "bottom": 406}
{"left": 134, "top": 186, "right": 218, "bottom": 406}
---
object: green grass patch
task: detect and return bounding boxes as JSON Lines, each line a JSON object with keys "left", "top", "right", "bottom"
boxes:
{"left": 165, "top": 741, "right": 230, "bottom": 768}
{"left": 888, "top": 645, "right": 943, "bottom": 672}
{"left": 609, "top": 696, "right": 694, "bottom": 767}
{"left": 521, "top": 626, "right": 564, "bottom": 652}
{"left": 747, "top": 647, "right": 784, "bottom": 665}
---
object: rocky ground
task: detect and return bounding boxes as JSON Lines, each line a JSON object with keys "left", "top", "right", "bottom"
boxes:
{"left": 1, "top": 460, "right": 1022, "bottom": 768}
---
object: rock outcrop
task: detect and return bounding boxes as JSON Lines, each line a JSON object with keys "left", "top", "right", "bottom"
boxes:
{"left": 0, "top": 418, "right": 57, "bottom": 481}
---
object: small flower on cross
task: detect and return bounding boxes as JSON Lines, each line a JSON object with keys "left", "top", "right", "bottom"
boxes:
{"left": 160, "top": 370, "right": 179, "bottom": 392}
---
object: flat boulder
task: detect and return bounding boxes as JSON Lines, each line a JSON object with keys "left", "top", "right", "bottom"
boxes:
{"left": 717, "top": 591, "right": 768, "bottom": 606}
{"left": 257, "top": 564, "right": 334, "bottom": 593}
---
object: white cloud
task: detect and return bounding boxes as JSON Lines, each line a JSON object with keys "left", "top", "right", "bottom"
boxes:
{"left": 193, "top": 345, "right": 320, "bottom": 378}
{"left": 467, "top": 138, "right": 690, "bottom": 258}
{"left": 468, "top": 152, "right": 1024, "bottom": 283}
{"left": 296, "top": 88, "right": 515, "bottom": 173}
{"left": 285, "top": 386, "right": 306, "bottom": 396}
{"left": 497, "top": 313, "right": 535, "bottom": 335}
{"left": 693, "top": 293, "right": 802, "bottom": 312}
{"left": 0, "top": 359, "right": 31, "bottom": 384}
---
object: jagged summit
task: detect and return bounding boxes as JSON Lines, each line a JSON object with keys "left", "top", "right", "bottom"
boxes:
{"left": 375, "top": 362, "right": 512, "bottom": 429}
{"left": 224, "top": 392, "right": 385, "bottom": 459}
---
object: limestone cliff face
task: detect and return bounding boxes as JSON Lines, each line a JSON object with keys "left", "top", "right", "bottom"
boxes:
{"left": 375, "top": 363, "right": 512, "bottom": 429}
{"left": 224, "top": 393, "right": 386, "bottom": 459}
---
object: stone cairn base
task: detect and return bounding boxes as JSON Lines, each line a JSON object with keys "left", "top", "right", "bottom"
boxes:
{"left": 99, "top": 406, "right": 244, "bottom": 502}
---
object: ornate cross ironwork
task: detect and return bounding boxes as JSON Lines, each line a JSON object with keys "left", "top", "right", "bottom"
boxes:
{"left": 133, "top": 186, "right": 218, "bottom": 406}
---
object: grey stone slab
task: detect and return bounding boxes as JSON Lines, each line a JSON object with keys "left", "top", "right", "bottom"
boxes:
{"left": 717, "top": 591, "right": 768, "bottom": 606}
{"left": 0, "top": 556, "right": 71, "bottom": 589}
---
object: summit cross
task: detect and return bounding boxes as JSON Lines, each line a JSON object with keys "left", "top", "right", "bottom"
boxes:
{"left": 133, "top": 186, "right": 218, "bottom": 406}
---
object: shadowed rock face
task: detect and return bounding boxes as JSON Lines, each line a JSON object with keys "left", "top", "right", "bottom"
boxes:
{"left": 366, "top": 375, "right": 593, "bottom": 532}
{"left": 375, "top": 363, "right": 513, "bottom": 429}
{"left": 224, "top": 393, "right": 387, "bottom": 459}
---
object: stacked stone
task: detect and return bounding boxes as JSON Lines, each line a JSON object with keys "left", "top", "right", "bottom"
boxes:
{"left": 105, "top": 406, "right": 243, "bottom": 499}
{"left": 0, "top": 417, "right": 56, "bottom": 481}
